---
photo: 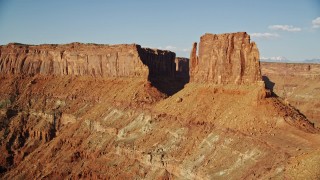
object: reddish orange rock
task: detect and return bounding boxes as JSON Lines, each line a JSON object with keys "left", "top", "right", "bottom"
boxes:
{"left": 190, "top": 32, "right": 261, "bottom": 84}
{"left": 189, "top": 42, "right": 198, "bottom": 81}
{"left": 0, "top": 43, "right": 176, "bottom": 79}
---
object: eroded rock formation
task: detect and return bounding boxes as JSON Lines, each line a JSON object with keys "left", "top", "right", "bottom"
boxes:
{"left": 190, "top": 32, "right": 261, "bottom": 84}
{"left": 1, "top": 34, "right": 320, "bottom": 179}
{"left": 189, "top": 42, "right": 198, "bottom": 80}
{"left": 0, "top": 43, "right": 176, "bottom": 79}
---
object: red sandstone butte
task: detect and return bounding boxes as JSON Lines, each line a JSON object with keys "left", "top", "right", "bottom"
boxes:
{"left": 190, "top": 32, "right": 261, "bottom": 84}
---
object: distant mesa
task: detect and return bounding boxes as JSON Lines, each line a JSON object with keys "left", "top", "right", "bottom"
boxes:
{"left": 260, "top": 56, "right": 288, "bottom": 62}
{"left": 260, "top": 57, "right": 320, "bottom": 64}
{"left": 304, "top": 59, "right": 320, "bottom": 63}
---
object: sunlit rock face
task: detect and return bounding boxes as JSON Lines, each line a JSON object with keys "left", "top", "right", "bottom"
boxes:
{"left": 190, "top": 32, "right": 261, "bottom": 84}
{"left": 0, "top": 43, "right": 176, "bottom": 79}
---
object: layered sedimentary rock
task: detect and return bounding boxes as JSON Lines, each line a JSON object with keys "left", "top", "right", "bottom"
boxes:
{"left": 190, "top": 32, "right": 261, "bottom": 84}
{"left": 1, "top": 35, "right": 320, "bottom": 179}
{"left": 0, "top": 43, "right": 176, "bottom": 78}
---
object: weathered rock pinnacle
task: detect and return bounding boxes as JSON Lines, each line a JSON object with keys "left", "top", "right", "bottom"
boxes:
{"left": 189, "top": 42, "right": 198, "bottom": 81}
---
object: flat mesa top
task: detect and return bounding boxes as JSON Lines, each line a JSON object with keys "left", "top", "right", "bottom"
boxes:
{"left": 203, "top": 32, "right": 249, "bottom": 37}
{"left": 201, "top": 32, "right": 252, "bottom": 43}
{"left": 0, "top": 43, "right": 173, "bottom": 54}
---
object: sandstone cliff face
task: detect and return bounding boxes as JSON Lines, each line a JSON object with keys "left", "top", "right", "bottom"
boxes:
{"left": 0, "top": 43, "right": 176, "bottom": 79}
{"left": 190, "top": 32, "right": 261, "bottom": 84}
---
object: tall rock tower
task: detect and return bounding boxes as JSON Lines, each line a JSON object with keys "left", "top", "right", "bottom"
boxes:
{"left": 190, "top": 32, "right": 261, "bottom": 84}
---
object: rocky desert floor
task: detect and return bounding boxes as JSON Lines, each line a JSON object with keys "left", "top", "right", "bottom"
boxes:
{"left": 0, "top": 75, "right": 320, "bottom": 179}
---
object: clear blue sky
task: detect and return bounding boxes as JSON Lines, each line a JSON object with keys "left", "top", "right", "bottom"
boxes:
{"left": 0, "top": 0, "right": 319, "bottom": 60}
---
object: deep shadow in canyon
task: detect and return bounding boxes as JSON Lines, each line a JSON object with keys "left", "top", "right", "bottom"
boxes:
{"left": 146, "top": 57, "right": 190, "bottom": 96}
{"left": 149, "top": 58, "right": 190, "bottom": 96}
{"left": 262, "top": 75, "right": 277, "bottom": 97}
